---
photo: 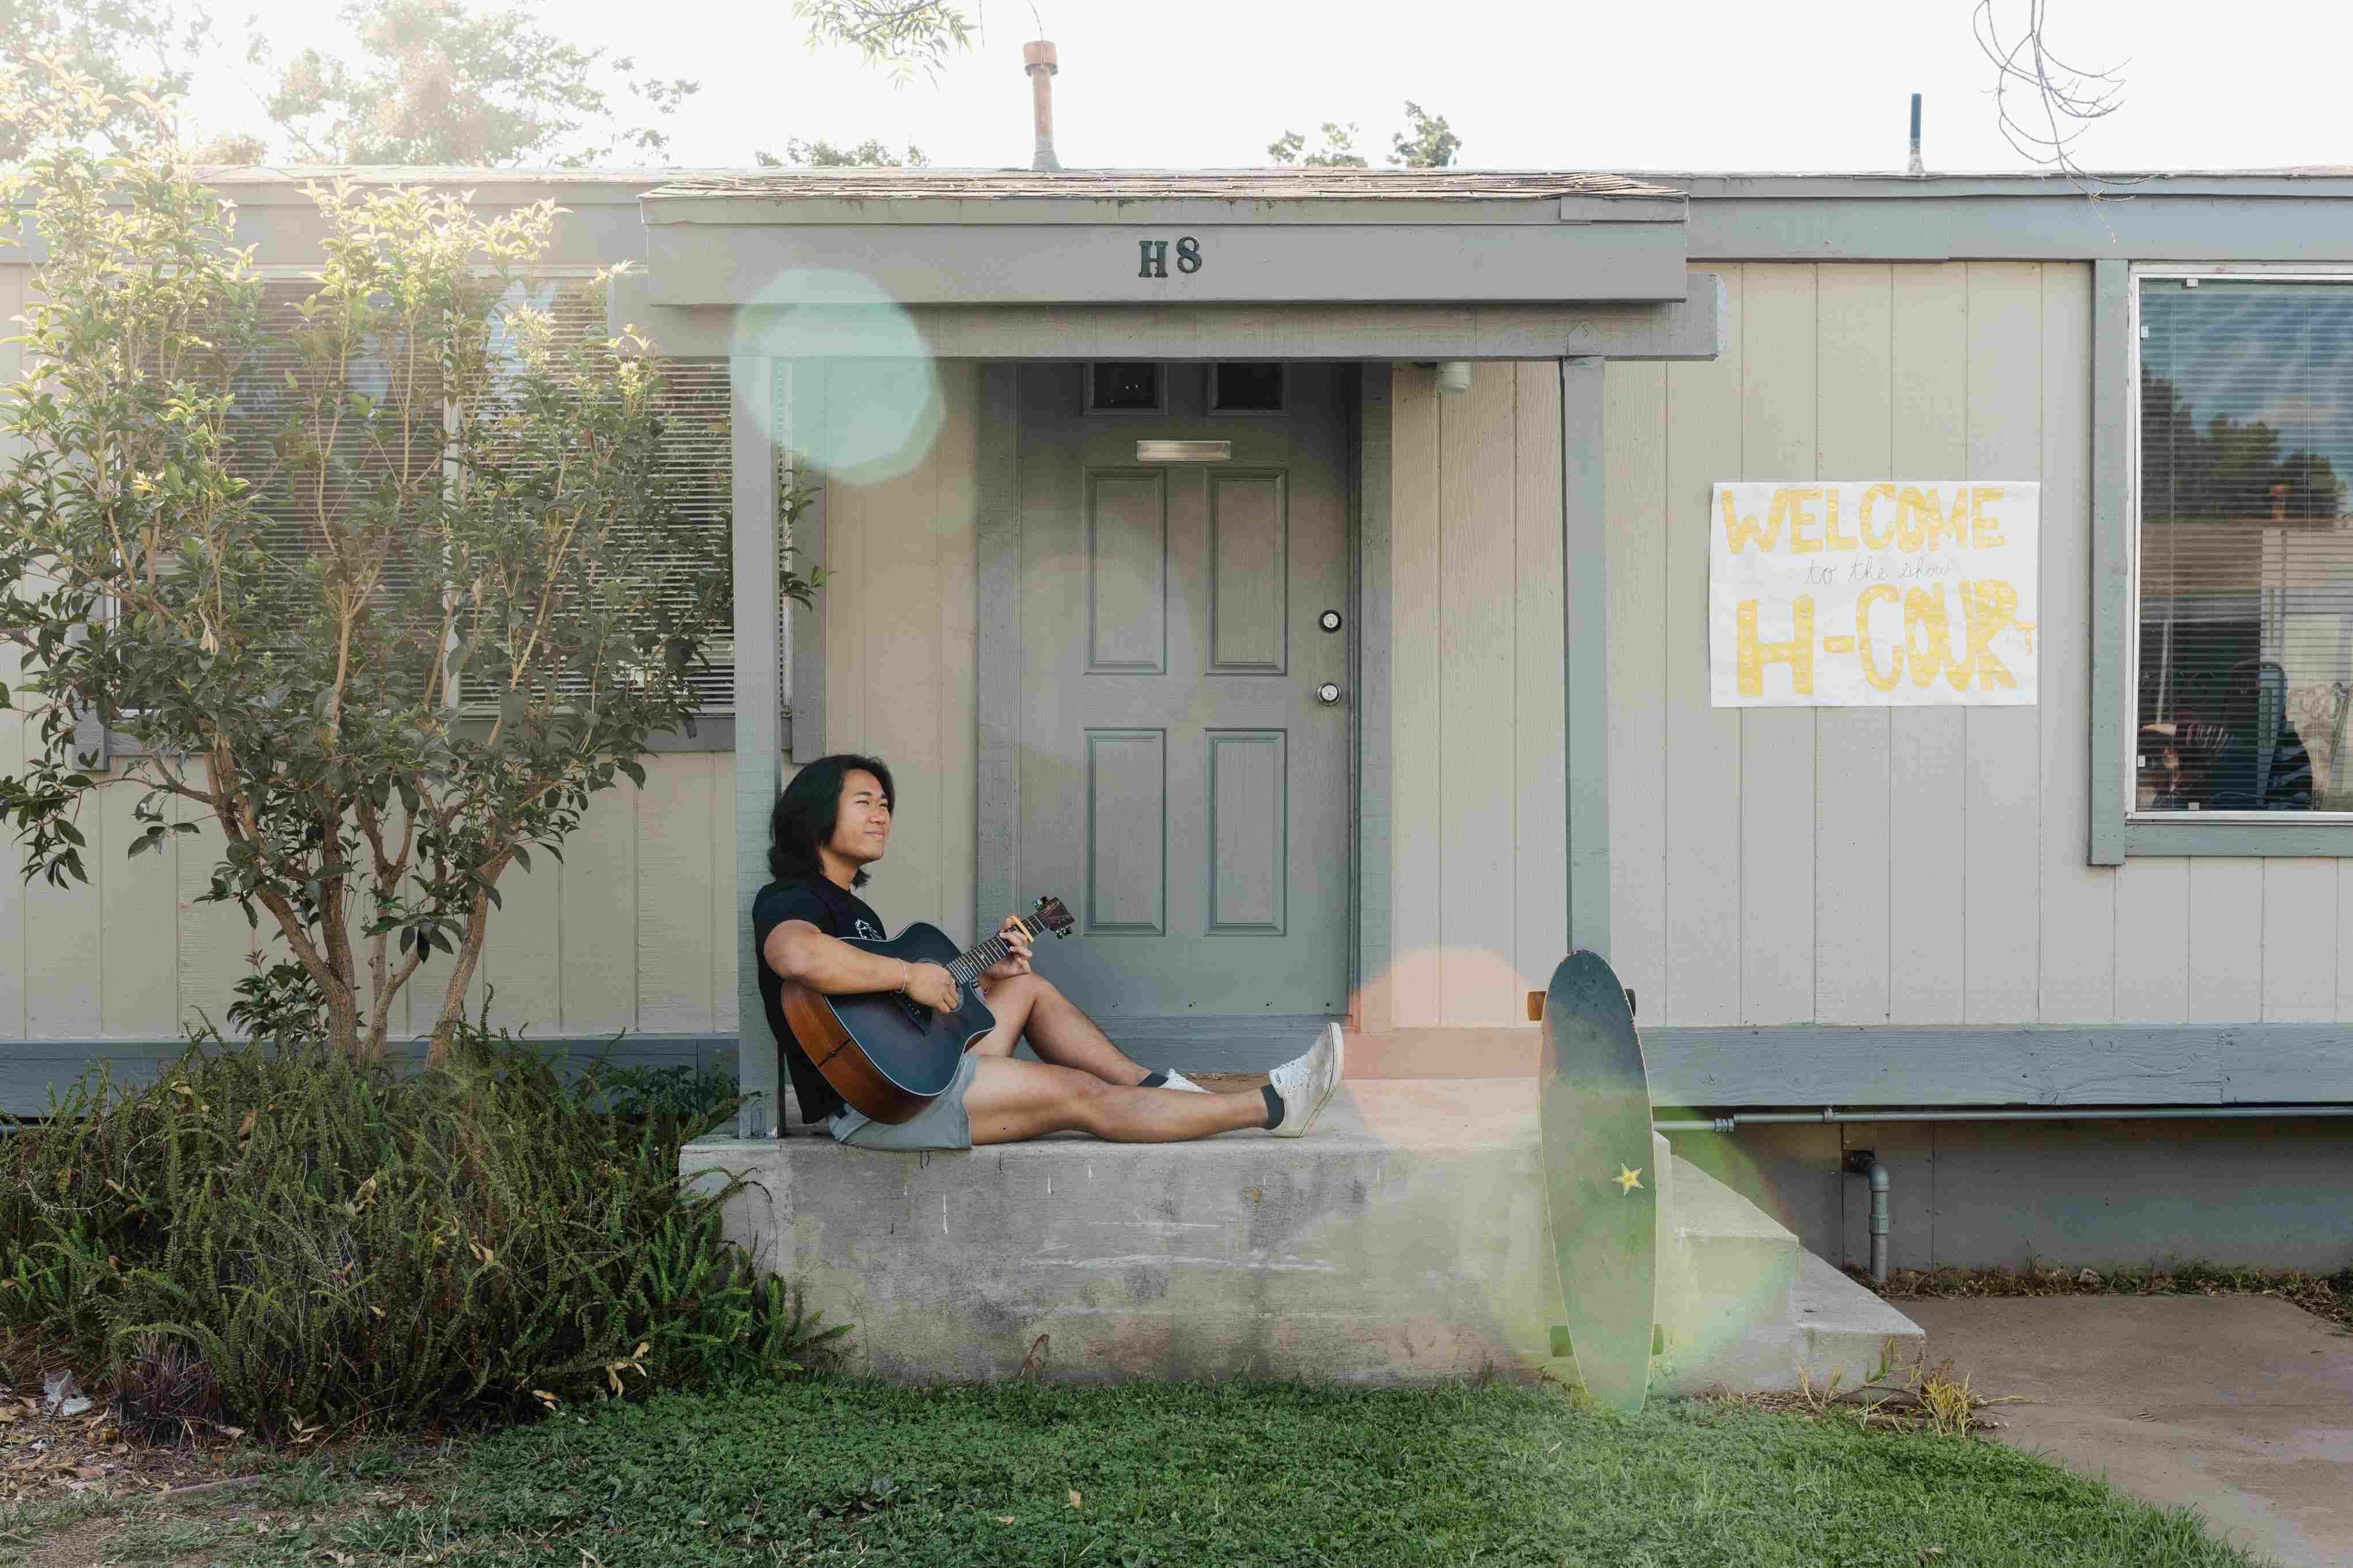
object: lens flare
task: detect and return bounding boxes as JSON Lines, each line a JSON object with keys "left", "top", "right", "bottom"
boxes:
{"left": 1345, "top": 944, "right": 1779, "bottom": 1395}
{"left": 730, "top": 269, "right": 942, "bottom": 487}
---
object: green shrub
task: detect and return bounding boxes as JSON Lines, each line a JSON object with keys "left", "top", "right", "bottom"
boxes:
{"left": 593, "top": 1060, "right": 745, "bottom": 1125}
{"left": 0, "top": 1033, "right": 843, "bottom": 1438}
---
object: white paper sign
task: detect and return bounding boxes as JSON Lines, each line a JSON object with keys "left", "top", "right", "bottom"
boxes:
{"left": 1709, "top": 480, "right": 2040, "bottom": 708}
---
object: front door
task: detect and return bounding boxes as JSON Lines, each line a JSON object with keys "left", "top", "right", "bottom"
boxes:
{"left": 1015, "top": 362, "right": 1352, "bottom": 1025}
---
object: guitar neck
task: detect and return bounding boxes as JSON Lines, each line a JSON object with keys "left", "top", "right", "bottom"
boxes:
{"left": 944, "top": 915, "right": 1050, "bottom": 987}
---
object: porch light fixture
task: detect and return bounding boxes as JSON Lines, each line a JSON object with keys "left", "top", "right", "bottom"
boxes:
{"left": 1136, "top": 440, "right": 1231, "bottom": 462}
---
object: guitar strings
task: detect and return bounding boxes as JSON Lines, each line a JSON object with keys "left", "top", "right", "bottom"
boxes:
{"left": 945, "top": 915, "right": 1046, "bottom": 989}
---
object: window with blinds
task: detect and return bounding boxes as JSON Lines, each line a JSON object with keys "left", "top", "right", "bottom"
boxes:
{"left": 222, "top": 276, "right": 448, "bottom": 632}
{"left": 466, "top": 277, "right": 743, "bottom": 716}
{"left": 2135, "top": 277, "right": 2353, "bottom": 814}
{"left": 219, "top": 274, "right": 751, "bottom": 720}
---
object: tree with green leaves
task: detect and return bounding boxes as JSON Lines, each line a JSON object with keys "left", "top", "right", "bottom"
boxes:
{"left": 257, "top": 0, "right": 698, "bottom": 165}
{"left": 1266, "top": 123, "right": 1366, "bottom": 169}
{"left": 757, "top": 0, "right": 977, "bottom": 168}
{"left": 1389, "top": 101, "right": 1459, "bottom": 169}
{"left": 0, "top": 68, "right": 767, "bottom": 1063}
{"left": 0, "top": 0, "right": 215, "bottom": 161}
{"left": 5, "top": 0, "right": 977, "bottom": 169}
{"left": 755, "top": 136, "right": 930, "bottom": 169}
{"left": 793, "top": 0, "right": 975, "bottom": 85}
{"left": 1269, "top": 102, "right": 1460, "bottom": 169}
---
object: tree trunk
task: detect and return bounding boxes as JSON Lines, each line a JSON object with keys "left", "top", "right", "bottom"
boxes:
{"left": 424, "top": 894, "right": 496, "bottom": 1068}
{"left": 325, "top": 973, "right": 372, "bottom": 1063}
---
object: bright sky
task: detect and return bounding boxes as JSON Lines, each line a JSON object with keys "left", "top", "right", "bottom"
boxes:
{"left": 175, "top": 0, "right": 2352, "bottom": 174}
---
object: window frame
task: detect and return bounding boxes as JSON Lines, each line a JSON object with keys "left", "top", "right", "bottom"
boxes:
{"left": 1207, "top": 361, "right": 1288, "bottom": 416}
{"left": 2093, "top": 260, "right": 2353, "bottom": 861}
{"left": 1082, "top": 361, "right": 1168, "bottom": 417}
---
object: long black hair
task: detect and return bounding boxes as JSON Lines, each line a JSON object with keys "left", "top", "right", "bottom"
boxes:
{"left": 768, "top": 753, "right": 896, "bottom": 888}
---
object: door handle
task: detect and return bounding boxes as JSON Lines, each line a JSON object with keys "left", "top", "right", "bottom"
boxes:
{"left": 1314, "top": 682, "right": 1343, "bottom": 705}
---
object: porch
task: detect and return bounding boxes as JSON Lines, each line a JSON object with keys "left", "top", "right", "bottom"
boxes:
{"left": 683, "top": 1077, "right": 1922, "bottom": 1391}
{"left": 616, "top": 168, "right": 1721, "bottom": 1128}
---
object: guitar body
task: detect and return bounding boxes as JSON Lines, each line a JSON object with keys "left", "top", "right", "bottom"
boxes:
{"left": 778, "top": 923, "right": 1004, "bottom": 1124}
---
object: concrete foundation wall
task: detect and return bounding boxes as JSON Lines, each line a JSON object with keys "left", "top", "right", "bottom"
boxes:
{"left": 690, "top": 1081, "right": 1566, "bottom": 1386}
{"left": 682, "top": 1081, "right": 1922, "bottom": 1392}
{"left": 1671, "top": 1119, "right": 2353, "bottom": 1275}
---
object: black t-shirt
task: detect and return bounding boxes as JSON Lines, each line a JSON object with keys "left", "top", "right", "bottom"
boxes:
{"left": 752, "top": 878, "right": 890, "bottom": 1124}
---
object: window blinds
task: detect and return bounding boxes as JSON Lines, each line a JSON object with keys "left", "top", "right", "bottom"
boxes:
{"left": 219, "top": 276, "right": 748, "bottom": 718}
{"left": 467, "top": 279, "right": 741, "bottom": 716}
{"left": 2136, "top": 278, "right": 2353, "bottom": 812}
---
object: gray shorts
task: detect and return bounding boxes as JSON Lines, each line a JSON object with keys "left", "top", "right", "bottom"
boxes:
{"left": 828, "top": 1048, "right": 981, "bottom": 1151}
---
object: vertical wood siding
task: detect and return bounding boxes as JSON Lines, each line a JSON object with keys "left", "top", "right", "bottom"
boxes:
{"left": 0, "top": 755, "right": 740, "bottom": 1049}
{"left": 1384, "top": 262, "right": 2344, "bottom": 1031}
{"left": 1386, "top": 363, "right": 1568, "bottom": 1027}
{"left": 812, "top": 360, "right": 981, "bottom": 942}
{"left": 9, "top": 255, "right": 2351, "bottom": 1050}
{"left": 1602, "top": 261, "right": 2339, "bottom": 1029}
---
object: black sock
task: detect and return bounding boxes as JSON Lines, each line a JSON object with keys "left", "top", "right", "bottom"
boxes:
{"left": 1139, "top": 1070, "right": 1169, "bottom": 1089}
{"left": 1261, "top": 1084, "right": 1284, "bottom": 1130}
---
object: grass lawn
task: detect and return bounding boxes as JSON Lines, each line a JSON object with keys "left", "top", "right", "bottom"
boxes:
{"left": 3, "top": 1380, "right": 2264, "bottom": 1568}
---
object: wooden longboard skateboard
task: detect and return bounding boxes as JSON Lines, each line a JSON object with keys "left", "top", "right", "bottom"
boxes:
{"left": 1533, "top": 950, "right": 1657, "bottom": 1415}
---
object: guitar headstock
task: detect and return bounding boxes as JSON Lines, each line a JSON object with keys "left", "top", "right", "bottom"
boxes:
{"left": 1031, "top": 895, "right": 1076, "bottom": 939}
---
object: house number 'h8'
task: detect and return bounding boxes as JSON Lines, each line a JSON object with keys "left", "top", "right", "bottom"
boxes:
{"left": 1139, "top": 237, "right": 1204, "bottom": 278}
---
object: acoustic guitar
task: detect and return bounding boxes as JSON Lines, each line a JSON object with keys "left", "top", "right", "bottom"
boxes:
{"left": 780, "top": 896, "right": 1077, "bottom": 1123}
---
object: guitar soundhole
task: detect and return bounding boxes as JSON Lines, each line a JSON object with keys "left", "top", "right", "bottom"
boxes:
{"left": 894, "top": 992, "right": 940, "bottom": 1029}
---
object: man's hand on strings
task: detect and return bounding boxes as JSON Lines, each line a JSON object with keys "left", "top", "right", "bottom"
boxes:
{"left": 981, "top": 914, "right": 1034, "bottom": 982}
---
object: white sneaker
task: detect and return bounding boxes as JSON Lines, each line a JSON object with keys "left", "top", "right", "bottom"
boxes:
{"left": 1162, "top": 1070, "right": 1209, "bottom": 1093}
{"left": 1266, "top": 1023, "right": 1344, "bottom": 1137}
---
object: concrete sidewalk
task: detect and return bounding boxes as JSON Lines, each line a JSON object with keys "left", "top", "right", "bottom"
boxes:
{"left": 1900, "top": 1296, "right": 2353, "bottom": 1568}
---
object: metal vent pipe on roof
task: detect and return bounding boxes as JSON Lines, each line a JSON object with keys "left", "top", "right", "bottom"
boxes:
{"left": 1907, "top": 93, "right": 1925, "bottom": 176}
{"left": 1025, "top": 40, "right": 1061, "bottom": 172}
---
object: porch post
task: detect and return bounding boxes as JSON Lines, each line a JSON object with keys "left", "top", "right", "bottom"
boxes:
{"left": 973, "top": 363, "right": 1021, "bottom": 938}
{"left": 1561, "top": 356, "right": 1610, "bottom": 959}
{"left": 732, "top": 355, "right": 782, "bottom": 1135}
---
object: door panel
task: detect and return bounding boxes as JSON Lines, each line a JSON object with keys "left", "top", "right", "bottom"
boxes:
{"left": 1207, "top": 728, "right": 1286, "bottom": 935}
{"left": 1085, "top": 728, "right": 1167, "bottom": 936}
{"left": 1086, "top": 473, "right": 1166, "bottom": 673}
{"left": 1208, "top": 472, "right": 1288, "bottom": 673}
{"left": 1017, "top": 363, "right": 1351, "bottom": 1020}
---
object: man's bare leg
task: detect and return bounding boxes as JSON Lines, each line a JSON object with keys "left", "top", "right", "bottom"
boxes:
{"left": 970, "top": 974, "right": 1156, "bottom": 1087}
{"left": 963, "top": 1055, "right": 1265, "bottom": 1145}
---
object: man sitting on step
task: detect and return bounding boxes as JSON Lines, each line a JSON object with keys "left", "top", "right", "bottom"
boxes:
{"left": 755, "top": 753, "right": 1344, "bottom": 1151}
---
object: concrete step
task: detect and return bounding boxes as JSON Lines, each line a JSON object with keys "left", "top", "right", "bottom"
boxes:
{"left": 684, "top": 1079, "right": 1921, "bottom": 1394}
{"left": 1647, "top": 1140, "right": 1924, "bottom": 1395}
{"left": 1658, "top": 1247, "right": 1924, "bottom": 1396}
{"left": 1655, "top": 1153, "right": 1802, "bottom": 1372}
